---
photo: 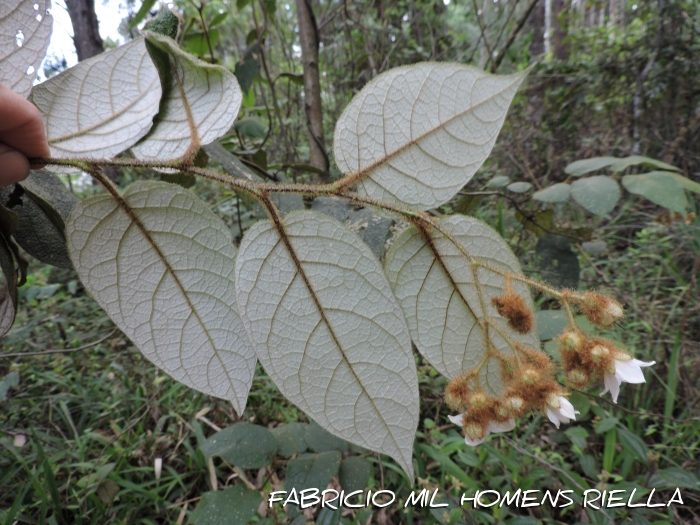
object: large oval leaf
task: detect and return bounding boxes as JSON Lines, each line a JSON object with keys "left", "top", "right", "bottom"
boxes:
{"left": 132, "top": 32, "right": 242, "bottom": 161}
{"left": 532, "top": 182, "right": 571, "bottom": 203}
{"left": 333, "top": 63, "right": 529, "bottom": 210}
{"left": 235, "top": 211, "right": 418, "bottom": 477}
{"left": 0, "top": 170, "right": 77, "bottom": 268}
{"left": 30, "top": 38, "right": 161, "bottom": 163}
{"left": 0, "top": 0, "right": 53, "bottom": 98}
{"left": 384, "top": 215, "right": 540, "bottom": 395}
{"left": 622, "top": 172, "right": 687, "bottom": 213}
{"left": 570, "top": 176, "right": 620, "bottom": 216}
{"left": 66, "top": 181, "right": 255, "bottom": 413}
{"left": 201, "top": 423, "right": 277, "bottom": 468}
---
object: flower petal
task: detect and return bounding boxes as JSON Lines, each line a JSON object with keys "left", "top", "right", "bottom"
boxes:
{"left": 488, "top": 419, "right": 515, "bottom": 433}
{"left": 546, "top": 407, "right": 562, "bottom": 428}
{"left": 558, "top": 397, "right": 578, "bottom": 420}
{"left": 614, "top": 359, "right": 646, "bottom": 384}
{"left": 448, "top": 414, "right": 464, "bottom": 426}
{"left": 464, "top": 434, "right": 487, "bottom": 446}
{"left": 602, "top": 372, "right": 621, "bottom": 403}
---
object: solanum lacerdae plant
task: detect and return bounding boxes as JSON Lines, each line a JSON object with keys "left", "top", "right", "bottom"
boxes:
{"left": 0, "top": 2, "right": 654, "bottom": 478}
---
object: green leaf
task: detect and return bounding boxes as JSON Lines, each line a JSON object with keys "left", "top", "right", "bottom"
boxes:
{"left": 0, "top": 0, "right": 53, "bottom": 98}
{"left": 515, "top": 209, "right": 553, "bottom": 238}
{"left": 616, "top": 426, "right": 648, "bottom": 464}
{"left": 96, "top": 480, "right": 120, "bottom": 505}
{"left": 648, "top": 467, "right": 699, "bottom": 489}
{"left": 488, "top": 175, "right": 511, "bottom": 188}
{"left": 66, "top": 181, "right": 255, "bottom": 413}
{"left": 568, "top": 390, "right": 591, "bottom": 419}
{"left": 536, "top": 310, "right": 568, "bottom": 341}
{"left": 192, "top": 486, "right": 262, "bottom": 525}
{"left": 30, "top": 38, "right": 161, "bottom": 165}
{"left": 133, "top": 31, "right": 242, "bottom": 162}
{"left": 234, "top": 43, "right": 260, "bottom": 93}
{"left": 286, "top": 451, "right": 342, "bottom": 493}
{"left": 184, "top": 29, "right": 221, "bottom": 56}
{"left": 664, "top": 171, "right": 700, "bottom": 195}
{"left": 0, "top": 228, "right": 18, "bottom": 337}
{"left": 201, "top": 423, "right": 277, "bottom": 468}
{"left": 535, "top": 234, "right": 580, "bottom": 289}
{"left": 622, "top": 172, "right": 687, "bottom": 212}
{"left": 234, "top": 117, "right": 267, "bottom": 138}
{"left": 160, "top": 172, "right": 196, "bottom": 189}
{"left": 608, "top": 155, "right": 680, "bottom": 173}
{"left": 506, "top": 181, "right": 532, "bottom": 193}
{"left": 565, "top": 156, "right": 680, "bottom": 177}
{"left": 333, "top": 64, "right": 530, "bottom": 210}
{"left": 594, "top": 417, "right": 619, "bottom": 434}
{"left": 570, "top": 176, "right": 621, "bottom": 216}
{"left": 532, "top": 183, "right": 571, "bottom": 203}
{"left": 385, "top": 215, "right": 540, "bottom": 395}
{"left": 0, "top": 372, "right": 20, "bottom": 402}
{"left": 564, "top": 426, "right": 588, "bottom": 449}
{"left": 235, "top": 211, "right": 418, "bottom": 478}
{"left": 128, "top": 0, "right": 159, "bottom": 29}
{"left": 1, "top": 171, "right": 77, "bottom": 268}
{"left": 339, "top": 456, "right": 372, "bottom": 492}
{"left": 305, "top": 421, "right": 349, "bottom": 454}
{"left": 565, "top": 156, "right": 619, "bottom": 177}
{"left": 209, "top": 12, "right": 229, "bottom": 28}
{"left": 579, "top": 454, "right": 598, "bottom": 479}
{"left": 279, "top": 72, "right": 304, "bottom": 86}
{"left": 270, "top": 423, "right": 308, "bottom": 457}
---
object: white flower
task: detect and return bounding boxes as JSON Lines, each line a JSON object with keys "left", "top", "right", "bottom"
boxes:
{"left": 448, "top": 413, "right": 515, "bottom": 446}
{"left": 600, "top": 357, "right": 655, "bottom": 403}
{"left": 545, "top": 395, "right": 579, "bottom": 428}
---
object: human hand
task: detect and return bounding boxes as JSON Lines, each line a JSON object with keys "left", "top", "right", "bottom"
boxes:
{"left": 0, "top": 83, "right": 50, "bottom": 188}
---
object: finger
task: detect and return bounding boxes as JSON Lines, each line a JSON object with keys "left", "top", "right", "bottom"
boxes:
{"left": 0, "top": 143, "right": 30, "bottom": 188}
{"left": 0, "top": 83, "right": 51, "bottom": 166}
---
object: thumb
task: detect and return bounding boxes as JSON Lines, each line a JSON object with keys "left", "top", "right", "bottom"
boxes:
{"left": 0, "top": 143, "right": 30, "bottom": 189}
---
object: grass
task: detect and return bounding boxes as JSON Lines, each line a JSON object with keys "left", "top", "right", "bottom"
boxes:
{"left": 1, "top": 189, "right": 699, "bottom": 524}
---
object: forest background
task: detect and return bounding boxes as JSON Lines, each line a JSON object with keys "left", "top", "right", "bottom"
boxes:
{"left": 0, "top": 0, "right": 699, "bottom": 523}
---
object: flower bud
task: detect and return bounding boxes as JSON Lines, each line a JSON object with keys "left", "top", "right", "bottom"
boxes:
{"left": 464, "top": 422, "right": 485, "bottom": 441}
{"left": 566, "top": 369, "right": 589, "bottom": 387}
{"left": 521, "top": 368, "right": 539, "bottom": 385}
{"left": 468, "top": 392, "right": 489, "bottom": 410}
{"left": 491, "top": 292, "right": 534, "bottom": 334}
{"left": 590, "top": 344, "right": 610, "bottom": 363}
{"left": 577, "top": 293, "right": 625, "bottom": 328}
{"left": 505, "top": 396, "right": 525, "bottom": 413}
{"left": 559, "top": 329, "right": 583, "bottom": 352}
{"left": 545, "top": 392, "right": 561, "bottom": 409}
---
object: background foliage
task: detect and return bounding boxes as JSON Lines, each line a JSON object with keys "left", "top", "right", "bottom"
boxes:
{"left": 1, "top": 0, "right": 699, "bottom": 523}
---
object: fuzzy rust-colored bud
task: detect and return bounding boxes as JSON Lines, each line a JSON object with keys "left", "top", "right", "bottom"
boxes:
{"left": 464, "top": 421, "right": 486, "bottom": 441}
{"left": 577, "top": 292, "right": 624, "bottom": 328}
{"left": 520, "top": 368, "right": 540, "bottom": 385}
{"left": 589, "top": 344, "right": 610, "bottom": 363}
{"left": 468, "top": 391, "right": 490, "bottom": 410}
{"left": 445, "top": 372, "right": 473, "bottom": 411}
{"left": 566, "top": 369, "right": 590, "bottom": 387}
{"left": 491, "top": 292, "right": 534, "bottom": 334}
{"left": 559, "top": 329, "right": 584, "bottom": 352}
{"left": 504, "top": 396, "right": 525, "bottom": 414}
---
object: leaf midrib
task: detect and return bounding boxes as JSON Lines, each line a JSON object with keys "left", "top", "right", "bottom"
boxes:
{"left": 339, "top": 66, "right": 524, "bottom": 187}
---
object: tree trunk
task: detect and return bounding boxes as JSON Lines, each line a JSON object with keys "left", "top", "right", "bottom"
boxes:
{"left": 551, "top": 0, "right": 568, "bottom": 60}
{"left": 295, "top": 0, "right": 329, "bottom": 181}
{"left": 65, "top": 0, "right": 103, "bottom": 62}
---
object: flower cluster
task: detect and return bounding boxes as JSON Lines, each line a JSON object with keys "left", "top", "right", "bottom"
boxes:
{"left": 558, "top": 329, "right": 655, "bottom": 403}
{"left": 445, "top": 288, "right": 654, "bottom": 446}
